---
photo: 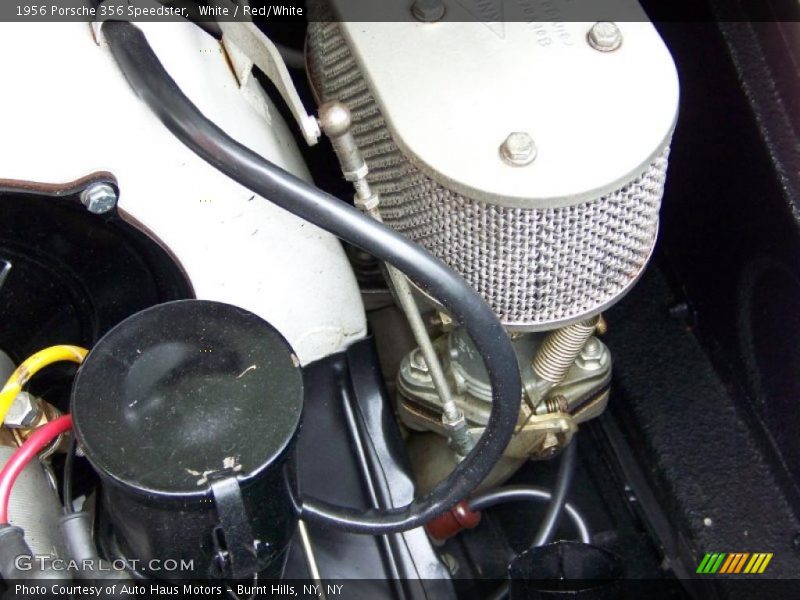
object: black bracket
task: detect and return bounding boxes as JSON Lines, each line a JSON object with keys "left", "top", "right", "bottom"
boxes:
{"left": 210, "top": 475, "right": 258, "bottom": 579}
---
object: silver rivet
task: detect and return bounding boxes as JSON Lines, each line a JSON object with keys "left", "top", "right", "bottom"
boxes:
{"left": 411, "top": 0, "right": 445, "bottom": 22}
{"left": 80, "top": 182, "right": 117, "bottom": 214}
{"left": 500, "top": 132, "right": 537, "bottom": 166}
{"left": 587, "top": 22, "right": 623, "bottom": 52}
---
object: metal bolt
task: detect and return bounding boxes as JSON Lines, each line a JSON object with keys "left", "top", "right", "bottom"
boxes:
{"left": 4, "top": 392, "right": 43, "bottom": 429}
{"left": 411, "top": 0, "right": 445, "bottom": 22}
{"left": 577, "top": 337, "right": 605, "bottom": 371}
{"left": 587, "top": 22, "right": 623, "bottom": 52}
{"left": 581, "top": 338, "right": 602, "bottom": 359}
{"left": 80, "top": 182, "right": 117, "bottom": 214}
{"left": 410, "top": 349, "right": 429, "bottom": 373}
{"left": 500, "top": 132, "right": 537, "bottom": 166}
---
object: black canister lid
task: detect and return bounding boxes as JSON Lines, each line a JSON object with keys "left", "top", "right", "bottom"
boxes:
{"left": 71, "top": 300, "right": 303, "bottom": 497}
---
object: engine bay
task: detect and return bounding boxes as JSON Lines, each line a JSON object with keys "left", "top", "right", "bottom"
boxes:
{"left": 0, "top": 3, "right": 798, "bottom": 599}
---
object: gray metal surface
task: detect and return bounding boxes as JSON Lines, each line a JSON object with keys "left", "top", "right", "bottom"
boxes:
{"left": 0, "top": 444, "right": 65, "bottom": 558}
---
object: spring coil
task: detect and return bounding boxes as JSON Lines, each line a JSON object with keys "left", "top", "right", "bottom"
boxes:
{"left": 532, "top": 317, "right": 599, "bottom": 385}
{"left": 542, "top": 395, "right": 569, "bottom": 414}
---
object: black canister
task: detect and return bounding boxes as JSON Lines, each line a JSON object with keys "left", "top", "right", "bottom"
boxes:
{"left": 508, "top": 541, "right": 623, "bottom": 599}
{"left": 71, "top": 300, "right": 303, "bottom": 579}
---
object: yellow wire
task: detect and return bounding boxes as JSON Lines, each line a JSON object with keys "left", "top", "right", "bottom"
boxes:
{"left": 0, "top": 345, "right": 89, "bottom": 425}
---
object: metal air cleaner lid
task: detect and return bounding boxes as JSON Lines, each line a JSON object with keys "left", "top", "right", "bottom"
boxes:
{"left": 326, "top": 2, "right": 679, "bottom": 208}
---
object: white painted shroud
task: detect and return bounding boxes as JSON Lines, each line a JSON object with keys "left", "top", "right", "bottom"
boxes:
{"left": 0, "top": 22, "right": 367, "bottom": 365}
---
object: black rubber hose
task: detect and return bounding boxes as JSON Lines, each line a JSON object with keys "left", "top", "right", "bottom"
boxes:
{"left": 532, "top": 440, "right": 577, "bottom": 546}
{"left": 468, "top": 484, "right": 591, "bottom": 544}
{"left": 102, "top": 21, "right": 521, "bottom": 535}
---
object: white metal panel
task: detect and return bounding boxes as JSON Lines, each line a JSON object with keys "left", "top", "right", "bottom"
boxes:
{"left": 0, "top": 22, "right": 367, "bottom": 364}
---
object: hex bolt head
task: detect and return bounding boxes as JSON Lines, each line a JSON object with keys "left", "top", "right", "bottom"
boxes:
{"left": 500, "top": 132, "right": 537, "bottom": 166}
{"left": 411, "top": 0, "right": 445, "bottom": 22}
{"left": 587, "top": 22, "right": 623, "bottom": 52}
{"left": 80, "top": 182, "right": 117, "bottom": 214}
{"left": 4, "top": 392, "right": 42, "bottom": 429}
{"left": 577, "top": 337, "right": 607, "bottom": 372}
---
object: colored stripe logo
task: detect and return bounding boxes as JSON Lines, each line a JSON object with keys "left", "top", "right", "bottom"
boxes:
{"left": 696, "top": 552, "right": 773, "bottom": 574}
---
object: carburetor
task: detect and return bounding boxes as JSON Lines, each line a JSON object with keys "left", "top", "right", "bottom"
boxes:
{"left": 397, "top": 318, "right": 611, "bottom": 489}
{"left": 307, "top": 2, "right": 679, "bottom": 486}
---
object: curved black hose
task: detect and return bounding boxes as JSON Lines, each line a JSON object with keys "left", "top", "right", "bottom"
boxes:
{"left": 468, "top": 483, "right": 590, "bottom": 544}
{"left": 532, "top": 440, "right": 577, "bottom": 546}
{"left": 102, "top": 21, "right": 521, "bottom": 535}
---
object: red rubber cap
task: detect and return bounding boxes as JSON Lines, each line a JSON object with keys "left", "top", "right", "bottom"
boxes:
{"left": 425, "top": 500, "right": 482, "bottom": 541}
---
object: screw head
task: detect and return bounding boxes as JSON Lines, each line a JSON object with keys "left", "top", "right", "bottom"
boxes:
{"left": 500, "top": 132, "right": 537, "bottom": 166}
{"left": 411, "top": 0, "right": 445, "bottom": 22}
{"left": 80, "top": 182, "right": 117, "bottom": 214}
{"left": 410, "top": 349, "right": 429, "bottom": 373}
{"left": 4, "top": 392, "right": 42, "bottom": 429}
{"left": 587, "top": 22, "right": 623, "bottom": 52}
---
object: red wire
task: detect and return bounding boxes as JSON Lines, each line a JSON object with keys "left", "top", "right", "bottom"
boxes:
{"left": 0, "top": 414, "right": 72, "bottom": 524}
